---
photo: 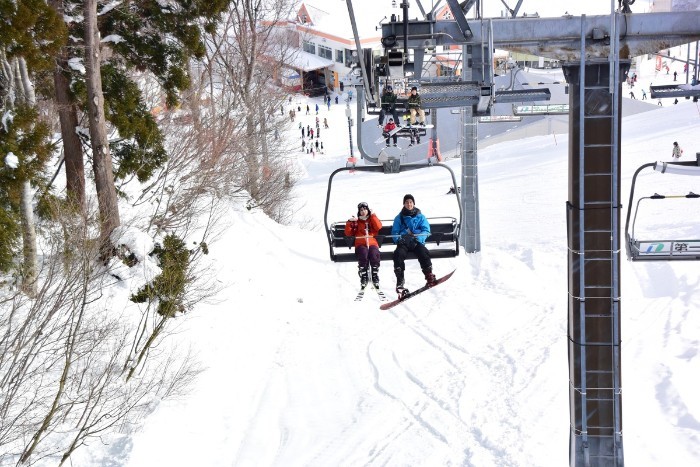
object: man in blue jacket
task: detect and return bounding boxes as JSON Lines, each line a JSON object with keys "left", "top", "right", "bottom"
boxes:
{"left": 391, "top": 194, "right": 437, "bottom": 295}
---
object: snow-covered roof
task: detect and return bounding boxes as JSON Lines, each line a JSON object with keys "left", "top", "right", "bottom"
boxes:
{"left": 289, "top": 50, "right": 335, "bottom": 72}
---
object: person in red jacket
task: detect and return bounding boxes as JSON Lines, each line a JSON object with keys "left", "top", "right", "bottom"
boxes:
{"left": 382, "top": 117, "right": 398, "bottom": 147}
{"left": 345, "top": 202, "right": 383, "bottom": 287}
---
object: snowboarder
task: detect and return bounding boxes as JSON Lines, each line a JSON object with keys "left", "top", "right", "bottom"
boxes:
{"left": 345, "top": 202, "right": 382, "bottom": 288}
{"left": 323, "top": 117, "right": 329, "bottom": 129}
{"left": 382, "top": 117, "right": 399, "bottom": 147}
{"left": 391, "top": 194, "right": 436, "bottom": 296}
{"left": 672, "top": 141, "right": 683, "bottom": 159}
{"left": 378, "top": 85, "right": 400, "bottom": 126}
{"left": 406, "top": 86, "right": 426, "bottom": 126}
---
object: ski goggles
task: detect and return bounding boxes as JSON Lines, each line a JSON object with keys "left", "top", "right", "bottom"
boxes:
{"left": 357, "top": 202, "right": 369, "bottom": 210}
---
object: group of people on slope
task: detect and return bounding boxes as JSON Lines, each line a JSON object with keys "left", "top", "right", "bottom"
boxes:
{"left": 344, "top": 194, "right": 437, "bottom": 296}
{"left": 379, "top": 85, "right": 427, "bottom": 148}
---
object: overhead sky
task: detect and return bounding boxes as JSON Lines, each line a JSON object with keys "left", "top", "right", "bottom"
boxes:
{"left": 406, "top": 0, "right": 655, "bottom": 18}
{"left": 478, "top": 0, "right": 653, "bottom": 17}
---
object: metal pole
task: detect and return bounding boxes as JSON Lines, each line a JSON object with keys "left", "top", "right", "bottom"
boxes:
{"left": 345, "top": 99, "right": 354, "bottom": 158}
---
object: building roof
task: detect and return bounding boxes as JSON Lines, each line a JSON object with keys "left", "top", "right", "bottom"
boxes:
{"left": 289, "top": 50, "right": 335, "bottom": 72}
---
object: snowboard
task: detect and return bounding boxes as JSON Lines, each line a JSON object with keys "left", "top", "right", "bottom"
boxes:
{"left": 379, "top": 269, "right": 455, "bottom": 310}
{"left": 374, "top": 124, "right": 434, "bottom": 144}
{"left": 374, "top": 126, "right": 403, "bottom": 144}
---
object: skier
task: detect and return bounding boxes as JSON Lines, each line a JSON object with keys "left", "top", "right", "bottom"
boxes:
{"left": 345, "top": 202, "right": 382, "bottom": 288}
{"left": 378, "top": 85, "right": 399, "bottom": 126}
{"left": 391, "top": 194, "right": 436, "bottom": 296}
{"left": 406, "top": 86, "right": 426, "bottom": 126}
{"left": 408, "top": 128, "right": 421, "bottom": 147}
{"left": 672, "top": 141, "right": 683, "bottom": 159}
{"left": 382, "top": 117, "right": 399, "bottom": 147}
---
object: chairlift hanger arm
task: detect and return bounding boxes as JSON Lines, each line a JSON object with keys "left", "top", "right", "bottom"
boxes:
{"left": 653, "top": 160, "right": 700, "bottom": 176}
{"left": 624, "top": 162, "right": 655, "bottom": 251}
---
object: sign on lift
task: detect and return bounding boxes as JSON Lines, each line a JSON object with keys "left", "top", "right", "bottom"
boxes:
{"left": 513, "top": 104, "right": 569, "bottom": 115}
{"left": 478, "top": 115, "right": 522, "bottom": 123}
{"left": 636, "top": 241, "right": 700, "bottom": 257}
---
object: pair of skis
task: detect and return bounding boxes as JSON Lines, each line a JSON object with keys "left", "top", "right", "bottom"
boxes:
{"left": 354, "top": 283, "right": 389, "bottom": 302}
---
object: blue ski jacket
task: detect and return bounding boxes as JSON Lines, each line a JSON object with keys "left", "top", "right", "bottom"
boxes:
{"left": 392, "top": 209, "right": 431, "bottom": 245}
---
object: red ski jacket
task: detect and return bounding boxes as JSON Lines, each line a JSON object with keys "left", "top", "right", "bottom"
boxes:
{"left": 345, "top": 213, "right": 383, "bottom": 248}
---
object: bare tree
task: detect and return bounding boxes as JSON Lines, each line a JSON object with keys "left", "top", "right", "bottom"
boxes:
{"left": 0, "top": 202, "right": 201, "bottom": 465}
{"left": 203, "top": 1, "right": 300, "bottom": 221}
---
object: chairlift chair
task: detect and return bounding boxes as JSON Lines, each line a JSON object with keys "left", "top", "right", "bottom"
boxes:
{"left": 624, "top": 160, "right": 700, "bottom": 261}
{"left": 324, "top": 163, "right": 461, "bottom": 262}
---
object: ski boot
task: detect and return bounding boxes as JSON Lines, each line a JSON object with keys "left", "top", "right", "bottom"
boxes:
{"left": 359, "top": 266, "right": 369, "bottom": 288}
{"left": 423, "top": 267, "right": 437, "bottom": 287}
{"left": 371, "top": 266, "right": 380, "bottom": 288}
{"left": 395, "top": 267, "right": 408, "bottom": 298}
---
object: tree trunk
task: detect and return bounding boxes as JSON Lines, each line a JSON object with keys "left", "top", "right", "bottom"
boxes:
{"left": 84, "top": 0, "right": 120, "bottom": 247}
{"left": 19, "top": 180, "right": 37, "bottom": 295}
{"left": 16, "top": 57, "right": 38, "bottom": 296}
{"left": 49, "top": 0, "right": 86, "bottom": 213}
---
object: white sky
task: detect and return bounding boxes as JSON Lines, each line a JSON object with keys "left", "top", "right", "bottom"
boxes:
{"left": 478, "top": 0, "right": 654, "bottom": 17}
{"left": 73, "top": 57, "right": 700, "bottom": 467}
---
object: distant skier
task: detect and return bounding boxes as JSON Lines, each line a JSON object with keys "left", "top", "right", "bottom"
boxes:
{"left": 345, "top": 202, "right": 382, "bottom": 288}
{"left": 408, "top": 128, "right": 421, "bottom": 147}
{"left": 672, "top": 141, "right": 683, "bottom": 159}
